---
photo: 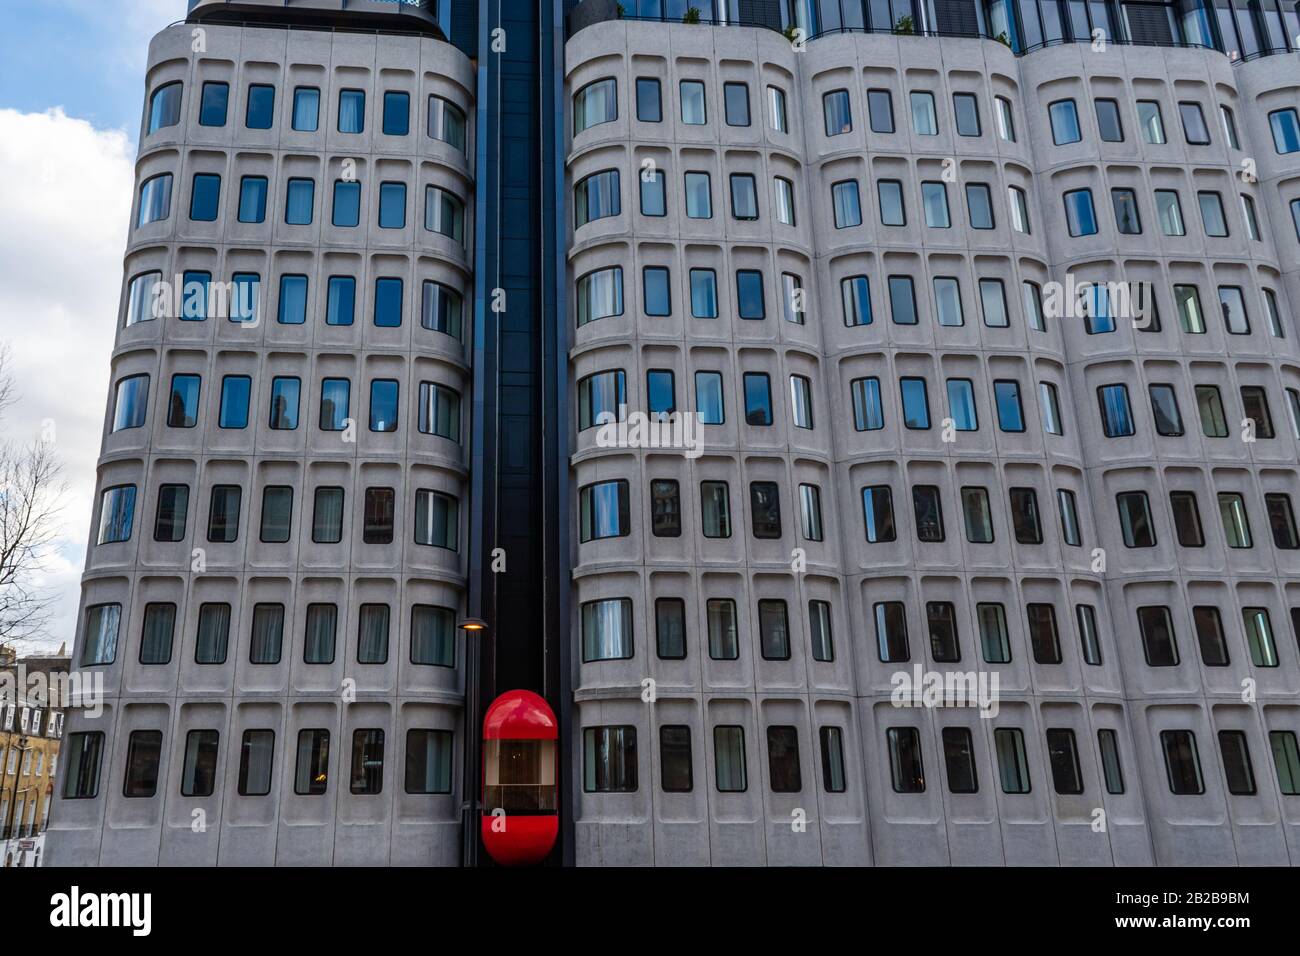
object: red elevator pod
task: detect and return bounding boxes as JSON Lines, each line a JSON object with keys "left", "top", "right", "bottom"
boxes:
{"left": 481, "top": 690, "right": 558, "bottom": 866}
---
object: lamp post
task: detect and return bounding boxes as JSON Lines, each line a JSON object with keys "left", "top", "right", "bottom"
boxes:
{"left": 458, "top": 619, "right": 488, "bottom": 868}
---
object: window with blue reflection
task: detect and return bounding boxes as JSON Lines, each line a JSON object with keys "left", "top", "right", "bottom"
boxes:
{"left": 1271, "top": 109, "right": 1300, "bottom": 154}
{"left": 979, "top": 279, "right": 1009, "bottom": 327}
{"left": 994, "top": 380, "right": 1025, "bottom": 432}
{"left": 423, "top": 280, "right": 462, "bottom": 337}
{"left": 147, "top": 82, "right": 182, "bottom": 134}
{"left": 823, "top": 89, "right": 851, "bottom": 135}
{"left": 1063, "top": 188, "right": 1097, "bottom": 236}
{"left": 269, "top": 377, "right": 300, "bottom": 430}
{"left": 1098, "top": 384, "right": 1134, "bottom": 437}
{"left": 636, "top": 77, "right": 662, "bottom": 121}
{"left": 333, "top": 180, "right": 361, "bottom": 227}
{"left": 278, "top": 275, "right": 307, "bottom": 325}
{"left": 292, "top": 87, "right": 320, "bottom": 131}
{"left": 743, "top": 372, "right": 773, "bottom": 426}
{"left": 246, "top": 84, "right": 275, "bottom": 129}
{"left": 861, "top": 486, "right": 895, "bottom": 543}
{"left": 736, "top": 270, "right": 765, "bottom": 319}
{"left": 910, "top": 92, "right": 937, "bottom": 135}
{"left": 878, "top": 179, "right": 905, "bottom": 226}
{"left": 852, "top": 377, "right": 884, "bottom": 431}
{"left": 579, "top": 481, "right": 629, "bottom": 542}
{"left": 230, "top": 273, "right": 260, "bottom": 324}
{"left": 578, "top": 370, "right": 627, "bottom": 429}
{"left": 690, "top": 269, "right": 718, "bottom": 318}
{"left": 684, "top": 171, "right": 712, "bottom": 218}
{"left": 370, "top": 380, "right": 399, "bottom": 432}
{"left": 947, "top": 379, "right": 978, "bottom": 431}
{"left": 640, "top": 170, "right": 666, "bottom": 216}
{"left": 238, "top": 176, "right": 268, "bottom": 223}
{"left": 383, "top": 91, "right": 410, "bottom": 136}
{"left": 1082, "top": 282, "right": 1116, "bottom": 333}
{"left": 643, "top": 267, "right": 671, "bottom": 316}
{"left": 112, "top": 375, "right": 149, "bottom": 432}
{"left": 339, "top": 90, "right": 365, "bottom": 133}
{"left": 647, "top": 369, "right": 676, "bottom": 419}
{"left": 1049, "top": 99, "right": 1081, "bottom": 145}
{"left": 189, "top": 173, "right": 221, "bottom": 221}
{"left": 888, "top": 276, "right": 917, "bottom": 325}
{"left": 167, "top": 374, "right": 201, "bottom": 428}
{"left": 375, "top": 278, "right": 403, "bottom": 328}
{"left": 934, "top": 276, "right": 963, "bottom": 326}
{"left": 842, "top": 275, "right": 872, "bottom": 326}
{"left": 379, "top": 182, "right": 407, "bottom": 229}
{"left": 695, "top": 371, "right": 724, "bottom": 425}
{"left": 922, "top": 181, "right": 950, "bottom": 227}
{"left": 833, "top": 180, "right": 862, "bottom": 228}
{"left": 900, "top": 377, "right": 931, "bottom": 430}
{"left": 285, "top": 178, "right": 314, "bottom": 224}
{"left": 575, "top": 170, "right": 621, "bottom": 226}
{"left": 199, "top": 82, "right": 229, "bottom": 127}
{"left": 966, "top": 183, "right": 994, "bottom": 229}
{"left": 327, "top": 276, "right": 356, "bottom": 326}
{"left": 219, "top": 375, "right": 252, "bottom": 429}
{"left": 320, "top": 378, "right": 351, "bottom": 431}
{"left": 138, "top": 174, "right": 172, "bottom": 227}
{"left": 98, "top": 486, "right": 136, "bottom": 545}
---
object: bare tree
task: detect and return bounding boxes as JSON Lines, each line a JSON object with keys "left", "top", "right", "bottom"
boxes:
{"left": 0, "top": 344, "right": 65, "bottom": 654}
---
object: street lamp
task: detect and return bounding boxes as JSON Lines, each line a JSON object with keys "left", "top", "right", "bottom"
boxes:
{"left": 458, "top": 619, "right": 488, "bottom": 868}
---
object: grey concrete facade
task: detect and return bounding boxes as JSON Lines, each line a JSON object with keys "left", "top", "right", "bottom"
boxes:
{"left": 46, "top": 20, "right": 476, "bottom": 866}
{"left": 45, "top": 9, "right": 1300, "bottom": 869}
{"left": 565, "top": 22, "right": 1300, "bottom": 865}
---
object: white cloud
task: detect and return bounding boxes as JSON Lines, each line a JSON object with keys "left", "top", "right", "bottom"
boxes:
{"left": 0, "top": 107, "right": 135, "bottom": 655}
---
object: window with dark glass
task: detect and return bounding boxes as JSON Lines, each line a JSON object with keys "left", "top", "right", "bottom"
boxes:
{"left": 655, "top": 598, "right": 686, "bottom": 660}
{"left": 238, "top": 730, "right": 275, "bottom": 796}
{"left": 1138, "top": 605, "right": 1179, "bottom": 667}
{"left": 1045, "top": 729, "right": 1083, "bottom": 794}
{"left": 743, "top": 372, "right": 772, "bottom": 426}
{"left": 660, "top": 726, "right": 692, "bottom": 792}
{"left": 913, "top": 485, "right": 945, "bottom": 543}
{"left": 1169, "top": 490, "right": 1205, "bottom": 547}
{"left": 245, "top": 84, "right": 275, "bottom": 129}
{"left": 875, "top": 601, "right": 909, "bottom": 663}
{"left": 1117, "top": 491, "right": 1156, "bottom": 548}
{"left": 295, "top": 729, "right": 330, "bottom": 795}
{"left": 700, "top": 480, "right": 731, "bottom": 538}
{"left": 636, "top": 77, "right": 662, "bottom": 122}
{"left": 1192, "top": 605, "right": 1230, "bottom": 666}
{"left": 1009, "top": 487, "right": 1043, "bottom": 545}
{"left": 723, "top": 81, "right": 750, "bottom": 126}
{"left": 927, "top": 601, "right": 960, "bottom": 663}
{"left": 180, "top": 730, "right": 219, "bottom": 797}
{"left": 1218, "top": 730, "right": 1257, "bottom": 795}
{"left": 350, "top": 729, "right": 385, "bottom": 794}
{"left": 750, "top": 482, "right": 782, "bottom": 540}
{"left": 862, "top": 485, "right": 896, "bottom": 543}
{"left": 887, "top": 727, "right": 924, "bottom": 793}
{"left": 363, "top": 487, "right": 395, "bottom": 545}
{"left": 123, "top": 730, "right": 163, "bottom": 798}
{"left": 199, "top": 81, "right": 228, "bottom": 127}
{"left": 651, "top": 479, "right": 681, "bottom": 537}
{"left": 583, "top": 726, "right": 637, "bottom": 793}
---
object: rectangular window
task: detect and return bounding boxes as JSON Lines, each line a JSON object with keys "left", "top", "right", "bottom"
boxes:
{"left": 245, "top": 84, "right": 275, "bottom": 130}
{"left": 767, "top": 85, "right": 787, "bottom": 132}
{"left": 123, "top": 730, "right": 163, "bottom": 798}
{"left": 199, "top": 82, "right": 229, "bottom": 127}
{"left": 655, "top": 598, "right": 686, "bottom": 660}
{"left": 995, "top": 728, "right": 1030, "bottom": 793}
{"left": 700, "top": 481, "right": 731, "bottom": 538}
{"left": 1112, "top": 188, "right": 1141, "bottom": 234}
{"left": 1219, "top": 731, "right": 1257, "bottom": 795}
{"left": 820, "top": 727, "right": 847, "bottom": 793}
{"left": 684, "top": 171, "right": 712, "bottom": 219}
{"left": 357, "top": 604, "right": 390, "bottom": 665}
{"left": 332, "top": 179, "right": 361, "bottom": 227}
{"left": 1117, "top": 491, "right": 1156, "bottom": 547}
{"left": 706, "top": 598, "right": 738, "bottom": 659}
{"left": 189, "top": 173, "right": 221, "bottom": 222}
{"left": 327, "top": 276, "right": 356, "bottom": 327}
{"left": 953, "top": 92, "right": 981, "bottom": 136}
{"left": 767, "top": 726, "right": 801, "bottom": 793}
{"left": 927, "top": 601, "right": 960, "bottom": 663}
{"left": 875, "top": 601, "right": 909, "bottom": 663}
{"left": 405, "top": 729, "right": 452, "bottom": 794}
{"left": 154, "top": 484, "right": 189, "bottom": 542}
{"left": 735, "top": 269, "right": 765, "bottom": 319}
{"left": 910, "top": 91, "right": 937, "bottom": 135}
{"left": 758, "top": 599, "right": 790, "bottom": 661}
{"left": 823, "top": 89, "right": 851, "bottom": 135}
{"left": 292, "top": 87, "right": 319, "bottom": 131}
{"left": 180, "top": 730, "right": 219, "bottom": 797}
{"left": 651, "top": 479, "right": 681, "bottom": 537}
{"left": 1009, "top": 487, "right": 1043, "bottom": 544}
{"left": 1199, "top": 192, "right": 1228, "bottom": 238}
{"left": 259, "top": 486, "right": 293, "bottom": 543}
{"left": 294, "top": 729, "right": 330, "bottom": 795}
{"left": 1057, "top": 489, "right": 1081, "bottom": 546}
{"left": 581, "top": 598, "right": 633, "bottom": 663}
{"left": 338, "top": 89, "right": 365, "bottom": 133}
{"left": 723, "top": 81, "right": 750, "bottom": 127}
{"left": 1161, "top": 731, "right": 1203, "bottom": 792}
{"left": 862, "top": 485, "right": 896, "bottom": 543}
{"left": 966, "top": 183, "right": 994, "bottom": 229}
{"left": 851, "top": 376, "right": 883, "bottom": 430}
{"left": 889, "top": 276, "right": 917, "bottom": 326}
{"left": 139, "top": 602, "right": 176, "bottom": 665}
{"left": 1095, "top": 98, "right": 1123, "bottom": 141}
{"left": 921, "top": 181, "right": 950, "bottom": 228}
{"left": 900, "top": 376, "right": 930, "bottom": 429}
{"left": 1138, "top": 605, "right": 1179, "bottom": 666}
{"left": 714, "top": 726, "right": 747, "bottom": 792}
{"left": 1137, "top": 100, "right": 1166, "bottom": 144}
{"left": 867, "top": 89, "right": 894, "bottom": 133}
{"left": 1195, "top": 385, "right": 1227, "bottom": 436}
{"left": 1219, "top": 492, "right": 1253, "bottom": 548}
{"left": 809, "top": 599, "right": 834, "bottom": 662}
{"left": 1179, "top": 101, "right": 1210, "bottom": 145}
{"left": 62, "top": 732, "right": 104, "bottom": 799}
{"left": 660, "top": 726, "right": 693, "bottom": 792}
{"left": 1155, "top": 190, "right": 1184, "bottom": 236}
{"left": 750, "top": 481, "right": 781, "bottom": 540}
{"left": 1077, "top": 604, "right": 1103, "bottom": 666}
{"left": 887, "top": 727, "right": 925, "bottom": 792}
{"left": 961, "top": 487, "right": 994, "bottom": 544}
{"left": 1027, "top": 603, "right": 1061, "bottom": 664}
{"left": 207, "top": 485, "right": 241, "bottom": 544}
{"left": 414, "top": 489, "right": 458, "bottom": 549}
{"left": 411, "top": 605, "right": 455, "bottom": 667}
{"left": 1170, "top": 491, "right": 1205, "bottom": 547}
{"left": 979, "top": 603, "right": 1011, "bottom": 663}
{"left": 238, "top": 729, "right": 275, "bottom": 796}
{"left": 799, "top": 483, "right": 823, "bottom": 542}
{"left": 913, "top": 485, "right": 945, "bottom": 543}
{"left": 584, "top": 726, "right": 638, "bottom": 793}
{"left": 1046, "top": 728, "right": 1083, "bottom": 794}
{"left": 636, "top": 78, "right": 661, "bottom": 122}
{"left": 249, "top": 603, "right": 284, "bottom": 665}
{"left": 680, "top": 80, "right": 706, "bottom": 125}
{"left": 1270, "top": 731, "right": 1300, "bottom": 796}
{"left": 832, "top": 180, "right": 862, "bottom": 228}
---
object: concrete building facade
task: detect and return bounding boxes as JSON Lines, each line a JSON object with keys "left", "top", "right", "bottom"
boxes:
{"left": 47, "top": 0, "right": 1300, "bottom": 865}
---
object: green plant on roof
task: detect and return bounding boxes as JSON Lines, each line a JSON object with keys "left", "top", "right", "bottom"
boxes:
{"left": 684, "top": 6, "right": 702, "bottom": 23}
{"left": 894, "top": 15, "right": 915, "bottom": 34}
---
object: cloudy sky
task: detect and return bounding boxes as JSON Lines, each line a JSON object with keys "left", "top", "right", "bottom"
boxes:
{"left": 1, "top": 1, "right": 179, "bottom": 654}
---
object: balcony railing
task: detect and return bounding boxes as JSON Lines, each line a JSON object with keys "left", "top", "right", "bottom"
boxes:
{"left": 570, "top": 0, "right": 1300, "bottom": 64}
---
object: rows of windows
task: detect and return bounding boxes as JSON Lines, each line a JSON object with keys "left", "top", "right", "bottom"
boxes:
{"left": 139, "top": 171, "right": 466, "bottom": 242}
{"left": 62, "top": 726, "right": 454, "bottom": 800}
{"left": 147, "top": 79, "right": 466, "bottom": 149}
{"left": 124, "top": 270, "right": 464, "bottom": 336}
{"left": 575, "top": 260, "right": 1289, "bottom": 343}
{"left": 580, "top": 720, "right": 1300, "bottom": 800}
{"left": 1047, "top": 95, "right": 1237, "bottom": 150}
{"left": 1093, "top": 380, "right": 1294, "bottom": 442}
{"left": 95, "top": 480, "right": 460, "bottom": 551}
{"left": 1060, "top": 183, "right": 1258, "bottom": 244}
{"left": 576, "top": 76, "right": 795, "bottom": 136}
{"left": 111, "top": 370, "right": 462, "bottom": 440}
{"left": 819, "top": 86, "right": 1016, "bottom": 142}
{"left": 577, "top": 366, "right": 1067, "bottom": 437}
{"left": 574, "top": 466, "right": 1300, "bottom": 558}
{"left": 574, "top": 164, "right": 1030, "bottom": 235}
{"left": 78, "top": 599, "right": 458, "bottom": 668}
